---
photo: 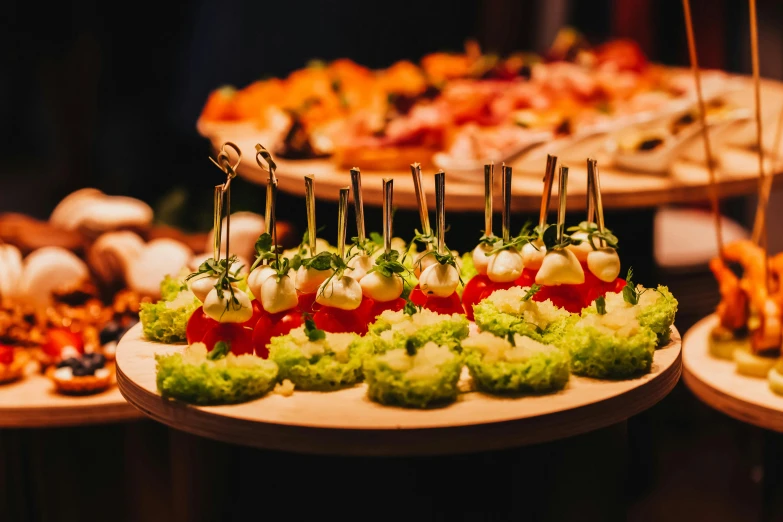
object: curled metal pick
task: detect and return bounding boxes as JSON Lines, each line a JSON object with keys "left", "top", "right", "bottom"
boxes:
{"left": 255, "top": 143, "right": 278, "bottom": 183}
{"left": 209, "top": 142, "right": 242, "bottom": 185}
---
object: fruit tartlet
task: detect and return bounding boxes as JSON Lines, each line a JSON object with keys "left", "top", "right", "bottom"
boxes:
{"left": 47, "top": 353, "right": 113, "bottom": 395}
{"left": 0, "top": 345, "right": 29, "bottom": 384}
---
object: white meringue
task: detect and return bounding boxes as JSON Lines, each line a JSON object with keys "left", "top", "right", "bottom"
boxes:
{"left": 20, "top": 247, "right": 90, "bottom": 308}
{"left": 50, "top": 188, "right": 152, "bottom": 234}
{"left": 205, "top": 212, "right": 266, "bottom": 263}
{"left": 87, "top": 231, "right": 145, "bottom": 285}
{"left": 126, "top": 238, "right": 192, "bottom": 298}
{"left": 0, "top": 244, "right": 23, "bottom": 302}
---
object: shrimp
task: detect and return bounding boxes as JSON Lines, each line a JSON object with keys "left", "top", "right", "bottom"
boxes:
{"left": 749, "top": 294, "right": 782, "bottom": 354}
{"left": 709, "top": 257, "right": 748, "bottom": 331}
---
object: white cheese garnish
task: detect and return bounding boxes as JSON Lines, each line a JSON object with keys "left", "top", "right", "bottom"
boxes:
{"left": 260, "top": 272, "right": 298, "bottom": 314}
{"left": 94, "top": 368, "right": 110, "bottom": 379}
{"left": 536, "top": 249, "right": 585, "bottom": 285}
{"left": 203, "top": 287, "right": 253, "bottom": 323}
{"left": 347, "top": 253, "right": 373, "bottom": 282}
{"left": 587, "top": 247, "right": 621, "bottom": 282}
{"left": 360, "top": 271, "right": 403, "bottom": 302}
{"left": 419, "top": 263, "right": 459, "bottom": 297}
{"left": 247, "top": 266, "right": 276, "bottom": 301}
{"left": 472, "top": 243, "right": 494, "bottom": 275}
{"left": 487, "top": 248, "right": 524, "bottom": 283}
{"left": 520, "top": 240, "right": 546, "bottom": 270}
{"left": 296, "top": 266, "right": 332, "bottom": 294}
{"left": 316, "top": 275, "right": 363, "bottom": 310}
{"left": 567, "top": 231, "right": 592, "bottom": 262}
{"left": 54, "top": 366, "right": 73, "bottom": 381}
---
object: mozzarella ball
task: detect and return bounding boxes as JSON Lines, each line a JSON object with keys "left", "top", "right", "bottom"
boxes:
{"left": 247, "top": 265, "right": 275, "bottom": 300}
{"left": 296, "top": 266, "right": 332, "bottom": 294}
{"left": 535, "top": 249, "right": 585, "bottom": 286}
{"left": 520, "top": 240, "right": 546, "bottom": 270}
{"left": 419, "top": 263, "right": 460, "bottom": 297}
{"left": 472, "top": 243, "right": 494, "bottom": 276}
{"left": 587, "top": 248, "right": 621, "bottom": 283}
{"left": 487, "top": 248, "right": 524, "bottom": 283}
{"left": 567, "top": 231, "right": 593, "bottom": 262}
{"left": 260, "top": 273, "right": 299, "bottom": 313}
{"left": 347, "top": 253, "right": 373, "bottom": 282}
{"left": 413, "top": 251, "right": 438, "bottom": 278}
{"left": 189, "top": 274, "right": 219, "bottom": 303}
{"left": 361, "top": 271, "right": 403, "bottom": 302}
{"left": 203, "top": 287, "right": 253, "bottom": 323}
{"left": 316, "top": 275, "right": 363, "bottom": 310}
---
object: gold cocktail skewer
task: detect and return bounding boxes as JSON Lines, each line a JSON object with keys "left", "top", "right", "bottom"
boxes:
{"left": 337, "top": 187, "right": 350, "bottom": 262}
{"left": 350, "top": 168, "right": 365, "bottom": 242}
{"left": 484, "top": 163, "right": 494, "bottom": 238}
{"left": 209, "top": 142, "right": 241, "bottom": 265}
{"left": 556, "top": 165, "right": 569, "bottom": 244}
{"left": 383, "top": 179, "right": 393, "bottom": 255}
{"left": 435, "top": 171, "right": 446, "bottom": 255}
{"left": 304, "top": 175, "right": 317, "bottom": 256}
{"left": 410, "top": 163, "right": 431, "bottom": 246}
{"left": 540, "top": 154, "right": 557, "bottom": 231}
{"left": 681, "top": 0, "right": 723, "bottom": 256}
{"left": 501, "top": 164, "right": 512, "bottom": 243}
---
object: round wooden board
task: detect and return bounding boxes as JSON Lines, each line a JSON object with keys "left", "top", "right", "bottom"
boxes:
{"left": 0, "top": 365, "right": 142, "bottom": 428}
{"left": 116, "top": 323, "right": 682, "bottom": 456}
{"left": 682, "top": 315, "right": 783, "bottom": 433}
{"left": 199, "top": 75, "right": 783, "bottom": 212}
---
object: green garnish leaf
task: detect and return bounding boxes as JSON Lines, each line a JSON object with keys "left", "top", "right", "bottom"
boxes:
{"left": 303, "top": 251, "right": 334, "bottom": 271}
{"left": 405, "top": 338, "right": 417, "bottom": 356}
{"left": 622, "top": 267, "right": 645, "bottom": 305}
{"left": 303, "top": 313, "right": 326, "bottom": 342}
{"left": 207, "top": 341, "right": 230, "bottom": 360}
{"left": 507, "top": 331, "right": 516, "bottom": 347}
{"left": 522, "top": 284, "right": 541, "bottom": 301}
{"left": 596, "top": 295, "right": 607, "bottom": 315}
{"left": 368, "top": 250, "right": 410, "bottom": 278}
{"left": 403, "top": 298, "right": 421, "bottom": 316}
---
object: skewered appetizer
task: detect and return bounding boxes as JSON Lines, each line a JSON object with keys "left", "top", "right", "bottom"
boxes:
{"left": 47, "top": 353, "right": 113, "bottom": 395}
{"left": 363, "top": 340, "right": 463, "bottom": 408}
{"left": 269, "top": 315, "right": 367, "bottom": 391}
{"left": 462, "top": 331, "right": 570, "bottom": 394}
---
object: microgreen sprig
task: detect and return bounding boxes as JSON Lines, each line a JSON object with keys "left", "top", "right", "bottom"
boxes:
{"left": 303, "top": 312, "right": 326, "bottom": 342}
{"left": 367, "top": 250, "right": 410, "bottom": 279}
{"left": 522, "top": 284, "right": 541, "bottom": 301}
{"left": 566, "top": 221, "right": 619, "bottom": 250}
{"left": 622, "top": 267, "right": 646, "bottom": 305}
{"left": 596, "top": 295, "right": 607, "bottom": 315}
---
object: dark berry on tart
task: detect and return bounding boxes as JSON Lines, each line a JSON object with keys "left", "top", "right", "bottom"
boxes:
{"left": 47, "top": 352, "right": 113, "bottom": 395}
{"left": 0, "top": 344, "right": 29, "bottom": 384}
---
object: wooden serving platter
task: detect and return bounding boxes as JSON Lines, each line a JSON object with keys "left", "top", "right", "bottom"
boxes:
{"left": 683, "top": 314, "right": 783, "bottom": 433}
{"left": 0, "top": 365, "right": 142, "bottom": 428}
{"left": 116, "top": 323, "right": 681, "bottom": 456}
{"left": 199, "top": 75, "right": 783, "bottom": 212}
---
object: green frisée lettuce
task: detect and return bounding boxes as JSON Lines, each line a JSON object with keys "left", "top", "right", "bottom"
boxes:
{"left": 155, "top": 342, "right": 278, "bottom": 405}
{"left": 140, "top": 277, "right": 200, "bottom": 344}
{"left": 584, "top": 285, "right": 677, "bottom": 346}
{"left": 463, "top": 332, "right": 570, "bottom": 394}
{"left": 364, "top": 342, "right": 462, "bottom": 408}
{"left": 564, "top": 310, "right": 657, "bottom": 379}
{"left": 367, "top": 308, "right": 469, "bottom": 353}
{"left": 269, "top": 326, "right": 367, "bottom": 390}
{"left": 473, "top": 287, "right": 572, "bottom": 343}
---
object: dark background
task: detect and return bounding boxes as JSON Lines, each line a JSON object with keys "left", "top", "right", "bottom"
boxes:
{"left": 3, "top": 1, "right": 783, "bottom": 521}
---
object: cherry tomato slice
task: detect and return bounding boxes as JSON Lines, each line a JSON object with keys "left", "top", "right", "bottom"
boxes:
{"left": 0, "top": 345, "right": 13, "bottom": 365}
{"left": 367, "top": 298, "right": 406, "bottom": 322}
{"left": 297, "top": 292, "right": 320, "bottom": 314}
{"left": 239, "top": 299, "right": 264, "bottom": 329}
{"left": 186, "top": 306, "right": 219, "bottom": 344}
{"left": 478, "top": 281, "right": 516, "bottom": 302}
{"left": 201, "top": 323, "right": 254, "bottom": 355}
{"left": 313, "top": 306, "right": 365, "bottom": 334}
{"left": 514, "top": 268, "right": 538, "bottom": 289}
{"left": 579, "top": 264, "right": 606, "bottom": 309}
{"left": 43, "top": 328, "right": 84, "bottom": 359}
{"left": 253, "top": 310, "right": 304, "bottom": 358}
{"left": 462, "top": 274, "right": 490, "bottom": 321}
{"left": 611, "top": 278, "right": 627, "bottom": 294}
{"left": 424, "top": 292, "right": 465, "bottom": 315}
{"left": 534, "top": 285, "right": 584, "bottom": 314}
{"left": 409, "top": 285, "right": 427, "bottom": 307}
